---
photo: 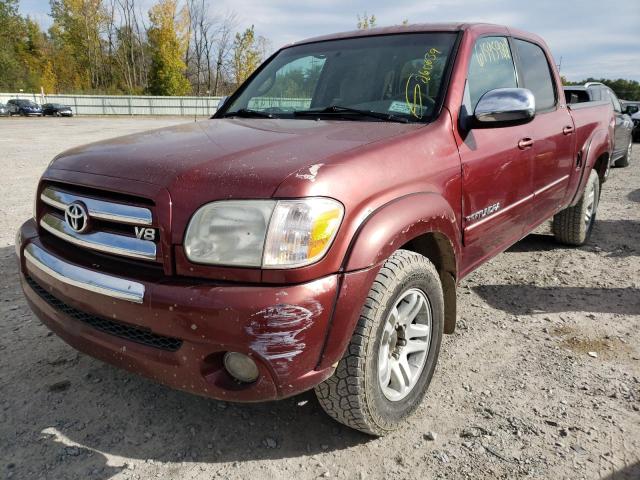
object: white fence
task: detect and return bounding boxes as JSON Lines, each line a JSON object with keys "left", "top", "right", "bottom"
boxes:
{"left": 0, "top": 92, "right": 223, "bottom": 116}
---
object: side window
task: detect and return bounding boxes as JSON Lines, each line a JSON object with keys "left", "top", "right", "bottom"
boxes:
{"left": 514, "top": 39, "right": 556, "bottom": 111}
{"left": 588, "top": 87, "right": 601, "bottom": 101}
{"left": 466, "top": 36, "right": 517, "bottom": 109}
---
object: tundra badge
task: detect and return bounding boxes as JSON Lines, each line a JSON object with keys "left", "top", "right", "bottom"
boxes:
{"left": 466, "top": 202, "right": 501, "bottom": 222}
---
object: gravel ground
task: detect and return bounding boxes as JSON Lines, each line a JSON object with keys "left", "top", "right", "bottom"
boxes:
{"left": 0, "top": 117, "right": 638, "bottom": 480}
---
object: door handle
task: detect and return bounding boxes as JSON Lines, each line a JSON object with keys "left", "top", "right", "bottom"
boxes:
{"left": 563, "top": 125, "right": 574, "bottom": 135}
{"left": 518, "top": 138, "right": 534, "bottom": 149}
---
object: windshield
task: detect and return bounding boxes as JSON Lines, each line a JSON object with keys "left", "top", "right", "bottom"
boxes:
{"left": 221, "top": 32, "right": 458, "bottom": 123}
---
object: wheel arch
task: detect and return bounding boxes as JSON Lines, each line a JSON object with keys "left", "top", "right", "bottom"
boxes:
{"left": 570, "top": 128, "right": 611, "bottom": 206}
{"left": 344, "top": 192, "right": 461, "bottom": 334}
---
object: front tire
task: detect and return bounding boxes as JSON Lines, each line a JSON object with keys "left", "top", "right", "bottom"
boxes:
{"left": 315, "top": 250, "right": 444, "bottom": 436}
{"left": 552, "top": 169, "right": 600, "bottom": 246}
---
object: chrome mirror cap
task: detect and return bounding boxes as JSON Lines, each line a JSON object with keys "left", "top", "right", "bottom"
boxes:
{"left": 474, "top": 88, "right": 535, "bottom": 126}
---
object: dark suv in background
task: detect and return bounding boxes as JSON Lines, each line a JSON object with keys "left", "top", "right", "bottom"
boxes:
{"left": 564, "top": 82, "right": 633, "bottom": 167}
{"left": 6, "top": 99, "right": 43, "bottom": 117}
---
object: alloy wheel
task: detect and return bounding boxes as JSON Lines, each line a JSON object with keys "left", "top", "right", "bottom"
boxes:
{"left": 378, "top": 288, "right": 432, "bottom": 401}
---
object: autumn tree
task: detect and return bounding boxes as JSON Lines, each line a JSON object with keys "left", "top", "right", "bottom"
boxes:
{"left": 231, "top": 25, "right": 262, "bottom": 87}
{"left": 147, "top": 0, "right": 190, "bottom": 95}
{"left": 106, "top": 0, "right": 149, "bottom": 93}
{"left": 0, "top": 1, "right": 50, "bottom": 91}
{"left": 49, "top": 0, "right": 111, "bottom": 91}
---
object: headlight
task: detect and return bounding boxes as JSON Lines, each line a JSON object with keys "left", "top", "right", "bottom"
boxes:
{"left": 184, "top": 198, "right": 344, "bottom": 268}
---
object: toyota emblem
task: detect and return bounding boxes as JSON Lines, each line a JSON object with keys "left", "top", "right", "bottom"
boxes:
{"left": 65, "top": 202, "right": 89, "bottom": 233}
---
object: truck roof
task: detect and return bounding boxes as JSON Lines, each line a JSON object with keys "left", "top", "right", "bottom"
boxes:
{"left": 289, "top": 22, "right": 545, "bottom": 48}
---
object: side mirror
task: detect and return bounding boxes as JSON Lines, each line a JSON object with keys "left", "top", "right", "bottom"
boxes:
{"left": 474, "top": 88, "right": 535, "bottom": 127}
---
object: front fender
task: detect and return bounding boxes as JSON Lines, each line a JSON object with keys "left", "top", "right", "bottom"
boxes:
{"left": 317, "top": 193, "right": 461, "bottom": 370}
{"left": 344, "top": 192, "right": 461, "bottom": 273}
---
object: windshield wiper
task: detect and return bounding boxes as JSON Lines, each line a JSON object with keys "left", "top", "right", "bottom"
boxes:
{"left": 294, "top": 105, "right": 409, "bottom": 123}
{"left": 221, "top": 108, "right": 273, "bottom": 118}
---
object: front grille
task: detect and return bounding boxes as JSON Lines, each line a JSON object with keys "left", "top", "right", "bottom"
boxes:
{"left": 26, "top": 275, "right": 182, "bottom": 352}
{"left": 39, "top": 184, "right": 158, "bottom": 262}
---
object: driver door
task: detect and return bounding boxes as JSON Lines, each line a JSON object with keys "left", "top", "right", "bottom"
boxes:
{"left": 456, "top": 36, "right": 535, "bottom": 273}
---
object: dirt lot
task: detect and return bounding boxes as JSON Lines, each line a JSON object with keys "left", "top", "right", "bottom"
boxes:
{"left": 0, "top": 117, "right": 638, "bottom": 480}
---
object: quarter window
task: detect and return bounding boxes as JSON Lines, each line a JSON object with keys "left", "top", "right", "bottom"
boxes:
{"left": 514, "top": 39, "right": 556, "bottom": 111}
{"left": 466, "top": 36, "right": 517, "bottom": 109}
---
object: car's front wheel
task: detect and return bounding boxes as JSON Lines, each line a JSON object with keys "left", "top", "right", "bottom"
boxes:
{"left": 315, "top": 249, "right": 444, "bottom": 436}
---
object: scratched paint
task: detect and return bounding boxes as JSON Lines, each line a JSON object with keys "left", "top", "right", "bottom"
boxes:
{"left": 246, "top": 302, "right": 323, "bottom": 369}
{"left": 295, "top": 163, "right": 323, "bottom": 182}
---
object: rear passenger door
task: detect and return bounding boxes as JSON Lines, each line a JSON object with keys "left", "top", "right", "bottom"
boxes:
{"left": 458, "top": 36, "right": 535, "bottom": 271}
{"left": 513, "top": 38, "right": 575, "bottom": 226}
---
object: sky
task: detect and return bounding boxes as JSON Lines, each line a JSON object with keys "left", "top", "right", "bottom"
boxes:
{"left": 19, "top": 0, "right": 640, "bottom": 81}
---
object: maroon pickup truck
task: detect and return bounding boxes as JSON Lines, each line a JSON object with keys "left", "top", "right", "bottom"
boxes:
{"left": 17, "top": 23, "right": 614, "bottom": 435}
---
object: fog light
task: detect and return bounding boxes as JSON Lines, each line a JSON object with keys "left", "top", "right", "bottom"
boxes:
{"left": 223, "top": 352, "right": 259, "bottom": 383}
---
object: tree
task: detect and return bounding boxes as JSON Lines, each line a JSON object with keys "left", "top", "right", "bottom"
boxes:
{"left": 106, "top": 0, "right": 149, "bottom": 93}
{"left": 212, "top": 12, "right": 236, "bottom": 95}
{"left": 357, "top": 12, "right": 376, "bottom": 30}
{"left": 147, "top": 0, "right": 191, "bottom": 95}
{"left": 231, "top": 25, "right": 262, "bottom": 87}
{"left": 40, "top": 60, "right": 58, "bottom": 92}
{"left": 49, "top": 0, "right": 111, "bottom": 91}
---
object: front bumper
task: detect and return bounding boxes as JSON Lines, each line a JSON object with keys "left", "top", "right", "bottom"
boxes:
{"left": 17, "top": 219, "right": 376, "bottom": 401}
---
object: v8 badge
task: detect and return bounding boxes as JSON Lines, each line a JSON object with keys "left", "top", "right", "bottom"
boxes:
{"left": 134, "top": 226, "right": 157, "bottom": 241}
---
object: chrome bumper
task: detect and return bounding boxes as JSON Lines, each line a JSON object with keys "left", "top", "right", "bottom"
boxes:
{"left": 24, "top": 243, "right": 145, "bottom": 303}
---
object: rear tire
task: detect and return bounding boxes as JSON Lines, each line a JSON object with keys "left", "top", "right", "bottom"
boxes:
{"left": 315, "top": 249, "right": 444, "bottom": 436}
{"left": 615, "top": 141, "right": 631, "bottom": 167}
{"left": 552, "top": 170, "right": 600, "bottom": 246}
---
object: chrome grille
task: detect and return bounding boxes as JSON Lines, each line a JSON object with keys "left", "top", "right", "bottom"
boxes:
{"left": 39, "top": 186, "right": 157, "bottom": 261}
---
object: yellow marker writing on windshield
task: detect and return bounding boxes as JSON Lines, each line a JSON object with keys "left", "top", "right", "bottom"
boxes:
{"left": 405, "top": 48, "right": 441, "bottom": 119}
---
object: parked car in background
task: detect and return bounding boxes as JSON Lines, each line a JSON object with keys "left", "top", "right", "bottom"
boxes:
{"left": 623, "top": 101, "right": 640, "bottom": 142}
{"left": 564, "top": 83, "right": 633, "bottom": 167}
{"left": 42, "top": 103, "right": 73, "bottom": 117}
{"left": 632, "top": 112, "right": 640, "bottom": 142}
{"left": 0, "top": 103, "right": 9, "bottom": 116}
{"left": 17, "top": 23, "right": 615, "bottom": 436}
{"left": 6, "top": 99, "right": 43, "bottom": 117}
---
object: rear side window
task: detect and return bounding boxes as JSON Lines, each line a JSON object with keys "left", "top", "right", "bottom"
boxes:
{"left": 466, "top": 36, "right": 517, "bottom": 109}
{"left": 514, "top": 39, "right": 556, "bottom": 111}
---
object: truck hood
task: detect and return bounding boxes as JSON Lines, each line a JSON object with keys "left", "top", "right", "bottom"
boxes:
{"left": 50, "top": 118, "right": 419, "bottom": 199}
